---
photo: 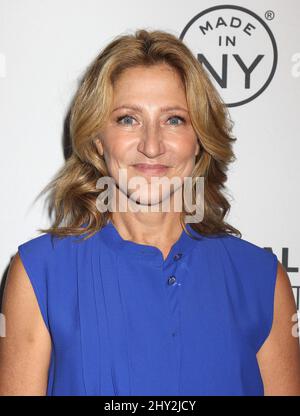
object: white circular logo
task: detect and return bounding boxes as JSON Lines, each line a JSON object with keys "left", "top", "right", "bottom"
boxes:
{"left": 180, "top": 5, "right": 278, "bottom": 107}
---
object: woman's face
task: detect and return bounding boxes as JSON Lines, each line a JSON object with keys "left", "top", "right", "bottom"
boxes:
{"left": 94, "top": 63, "right": 200, "bottom": 207}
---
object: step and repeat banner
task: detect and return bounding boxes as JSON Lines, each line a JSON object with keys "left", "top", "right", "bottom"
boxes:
{"left": 0, "top": 0, "right": 299, "bottom": 341}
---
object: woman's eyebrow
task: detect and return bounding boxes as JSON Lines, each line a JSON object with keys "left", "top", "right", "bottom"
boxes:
{"left": 112, "top": 104, "right": 189, "bottom": 113}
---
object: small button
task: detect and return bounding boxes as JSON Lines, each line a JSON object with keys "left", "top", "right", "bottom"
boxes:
{"left": 174, "top": 253, "right": 183, "bottom": 261}
{"left": 167, "top": 275, "right": 176, "bottom": 285}
{"left": 171, "top": 331, "right": 177, "bottom": 337}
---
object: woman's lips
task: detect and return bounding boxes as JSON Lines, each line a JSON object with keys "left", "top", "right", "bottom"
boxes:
{"left": 132, "top": 164, "right": 169, "bottom": 175}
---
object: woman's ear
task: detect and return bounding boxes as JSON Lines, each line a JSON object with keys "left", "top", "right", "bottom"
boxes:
{"left": 93, "top": 137, "right": 104, "bottom": 156}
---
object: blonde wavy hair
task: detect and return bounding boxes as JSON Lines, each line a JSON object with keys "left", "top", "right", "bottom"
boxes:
{"left": 37, "top": 28, "right": 241, "bottom": 240}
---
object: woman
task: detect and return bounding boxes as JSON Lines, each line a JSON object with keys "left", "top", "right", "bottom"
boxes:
{"left": 1, "top": 29, "right": 300, "bottom": 396}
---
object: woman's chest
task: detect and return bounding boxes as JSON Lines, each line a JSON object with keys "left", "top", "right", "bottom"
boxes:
{"left": 47, "top": 249, "right": 264, "bottom": 395}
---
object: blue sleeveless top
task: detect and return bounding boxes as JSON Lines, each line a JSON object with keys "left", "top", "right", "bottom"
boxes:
{"left": 17, "top": 221, "right": 278, "bottom": 396}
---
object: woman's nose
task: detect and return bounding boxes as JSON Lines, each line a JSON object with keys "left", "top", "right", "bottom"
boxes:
{"left": 137, "top": 125, "right": 165, "bottom": 158}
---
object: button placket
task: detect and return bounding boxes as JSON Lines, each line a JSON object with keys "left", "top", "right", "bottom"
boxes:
{"left": 166, "top": 252, "right": 184, "bottom": 287}
{"left": 164, "top": 253, "right": 184, "bottom": 343}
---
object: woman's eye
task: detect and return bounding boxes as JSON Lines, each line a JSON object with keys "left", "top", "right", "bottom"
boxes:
{"left": 116, "top": 115, "right": 136, "bottom": 125}
{"left": 116, "top": 114, "right": 186, "bottom": 126}
{"left": 167, "top": 116, "right": 185, "bottom": 126}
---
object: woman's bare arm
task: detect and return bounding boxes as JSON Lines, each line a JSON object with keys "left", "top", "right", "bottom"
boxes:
{"left": 257, "top": 261, "right": 300, "bottom": 395}
{"left": 0, "top": 253, "right": 52, "bottom": 395}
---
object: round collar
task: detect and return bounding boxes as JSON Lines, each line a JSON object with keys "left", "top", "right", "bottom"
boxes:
{"left": 98, "top": 220, "right": 203, "bottom": 268}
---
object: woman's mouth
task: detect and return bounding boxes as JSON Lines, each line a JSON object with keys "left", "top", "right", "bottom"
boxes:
{"left": 132, "top": 163, "right": 169, "bottom": 175}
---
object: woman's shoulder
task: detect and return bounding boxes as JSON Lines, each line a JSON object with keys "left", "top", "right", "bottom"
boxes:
{"left": 219, "top": 234, "right": 276, "bottom": 262}
{"left": 16, "top": 232, "right": 83, "bottom": 334}
{"left": 17, "top": 229, "right": 92, "bottom": 251}
{"left": 17, "top": 230, "right": 89, "bottom": 265}
{"left": 187, "top": 230, "right": 277, "bottom": 280}
{"left": 199, "top": 234, "right": 278, "bottom": 278}
{"left": 18, "top": 231, "right": 70, "bottom": 254}
{"left": 17, "top": 228, "right": 102, "bottom": 271}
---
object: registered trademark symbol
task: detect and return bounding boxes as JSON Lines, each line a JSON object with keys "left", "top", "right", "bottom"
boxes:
{"left": 265, "top": 10, "right": 275, "bottom": 20}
